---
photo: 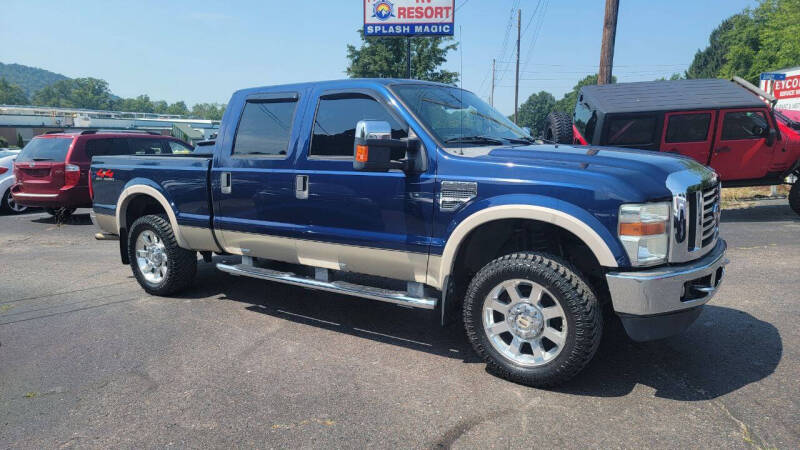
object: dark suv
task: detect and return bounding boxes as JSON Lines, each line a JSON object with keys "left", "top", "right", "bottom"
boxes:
{"left": 12, "top": 130, "right": 192, "bottom": 218}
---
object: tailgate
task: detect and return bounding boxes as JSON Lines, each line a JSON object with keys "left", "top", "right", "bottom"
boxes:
{"left": 15, "top": 161, "right": 66, "bottom": 193}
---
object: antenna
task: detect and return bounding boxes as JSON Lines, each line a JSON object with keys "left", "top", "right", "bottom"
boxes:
{"left": 459, "top": 24, "right": 464, "bottom": 155}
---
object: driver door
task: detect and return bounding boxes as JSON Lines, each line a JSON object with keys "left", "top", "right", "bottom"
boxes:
{"left": 710, "top": 108, "right": 775, "bottom": 180}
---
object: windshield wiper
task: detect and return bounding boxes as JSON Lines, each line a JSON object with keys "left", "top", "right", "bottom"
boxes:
{"left": 504, "top": 136, "right": 537, "bottom": 145}
{"left": 444, "top": 135, "right": 505, "bottom": 145}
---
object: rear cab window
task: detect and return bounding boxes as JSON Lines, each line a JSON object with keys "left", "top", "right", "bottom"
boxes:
{"left": 573, "top": 101, "right": 597, "bottom": 143}
{"left": 605, "top": 116, "right": 657, "bottom": 147}
{"left": 665, "top": 113, "right": 712, "bottom": 142}
{"left": 309, "top": 93, "right": 407, "bottom": 159}
{"left": 721, "top": 111, "right": 769, "bottom": 140}
{"left": 232, "top": 98, "right": 298, "bottom": 157}
{"left": 16, "top": 137, "right": 73, "bottom": 162}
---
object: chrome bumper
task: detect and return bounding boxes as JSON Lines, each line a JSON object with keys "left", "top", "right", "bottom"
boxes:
{"left": 606, "top": 239, "right": 728, "bottom": 317}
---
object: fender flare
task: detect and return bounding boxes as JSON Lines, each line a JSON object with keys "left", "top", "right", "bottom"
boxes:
{"left": 430, "top": 203, "right": 621, "bottom": 290}
{"left": 115, "top": 184, "right": 190, "bottom": 249}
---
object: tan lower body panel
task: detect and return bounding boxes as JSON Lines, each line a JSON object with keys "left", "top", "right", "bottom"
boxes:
{"left": 219, "top": 230, "right": 433, "bottom": 286}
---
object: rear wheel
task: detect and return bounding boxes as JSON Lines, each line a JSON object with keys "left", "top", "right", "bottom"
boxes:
{"left": 128, "top": 214, "right": 197, "bottom": 296}
{"left": 544, "top": 111, "right": 574, "bottom": 144}
{"left": 463, "top": 252, "right": 602, "bottom": 387}
{"left": 1, "top": 188, "right": 27, "bottom": 214}
{"left": 789, "top": 182, "right": 800, "bottom": 216}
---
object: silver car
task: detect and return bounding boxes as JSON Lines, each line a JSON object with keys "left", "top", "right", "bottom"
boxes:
{"left": 0, "top": 149, "right": 28, "bottom": 214}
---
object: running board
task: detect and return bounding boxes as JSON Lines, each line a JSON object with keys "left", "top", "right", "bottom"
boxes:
{"left": 216, "top": 263, "right": 437, "bottom": 309}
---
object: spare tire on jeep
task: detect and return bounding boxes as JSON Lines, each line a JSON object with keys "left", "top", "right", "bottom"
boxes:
{"left": 544, "top": 111, "right": 574, "bottom": 144}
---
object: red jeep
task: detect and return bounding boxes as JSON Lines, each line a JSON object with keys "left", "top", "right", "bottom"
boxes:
{"left": 544, "top": 78, "right": 800, "bottom": 215}
{"left": 12, "top": 130, "right": 193, "bottom": 218}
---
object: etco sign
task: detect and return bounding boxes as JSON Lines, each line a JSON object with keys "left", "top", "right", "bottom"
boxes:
{"left": 364, "top": 0, "right": 455, "bottom": 36}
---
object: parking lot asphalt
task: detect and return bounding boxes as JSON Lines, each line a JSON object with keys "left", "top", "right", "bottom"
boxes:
{"left": 0, "top": 202, "right": 798, "bottom": 449}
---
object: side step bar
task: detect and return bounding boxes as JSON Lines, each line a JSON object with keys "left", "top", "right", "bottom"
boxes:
{"left": 216, "top": 263, "right": 437, "bottom": 310}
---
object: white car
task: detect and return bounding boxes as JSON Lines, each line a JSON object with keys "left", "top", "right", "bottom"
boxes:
{"left": 0, "top": 149, "right": 28, "bottom": 214}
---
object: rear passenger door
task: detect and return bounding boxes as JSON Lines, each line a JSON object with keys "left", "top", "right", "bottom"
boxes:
{"left": 709, "top": 109, "right": 775, "bottom": 180}
{"left": 213, "top": 92, "right": 307, "bottom": 261}
{"left": 660, "top": 111, "right": 716, "bottom": 164}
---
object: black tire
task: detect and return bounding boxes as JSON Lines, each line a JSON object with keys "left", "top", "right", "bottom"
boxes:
{"left": 463, "top": 252, "right": 602, "bottom": 387}
{"left": 1, "top": 188, "right": 27, "bottom": 214}
{"left": 544, "top": 111, "right": 574, "bottom": 144}
{"left": 45, "top": 207, "right": 76, "bottom": 219}
{"left": 128, "top": 214, "right": 197, "bottom": 296}
{"left": 790, "top": 182, "right": 800, "bottom": 216}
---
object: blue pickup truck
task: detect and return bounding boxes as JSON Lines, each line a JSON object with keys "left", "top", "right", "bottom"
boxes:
{"left": 91, "top": 79, "right": 728, "bottom": 386}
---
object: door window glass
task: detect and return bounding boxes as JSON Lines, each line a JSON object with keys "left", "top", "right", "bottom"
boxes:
{"left": 721, "top": 111, "right": 768, "bottom": 140}
{"left": 165, "top": 140, "right": 193, "bottom": 154}
{"left": 606, "top": 116, "right": 657, "bottom": 146}
{"left": 310, "top": 94, "right": 407, "bottom": 158}
{"left": 129, "top": 138, "right": 170, "bottom": 155}
{"left": 85, "top": 138, "right": 129, "bottom": 157}
{"left": 665, "top": 113, "right": 711, "bottom": 142}
{"left": 233, "top": 100, "right": 297, "bottom": 156}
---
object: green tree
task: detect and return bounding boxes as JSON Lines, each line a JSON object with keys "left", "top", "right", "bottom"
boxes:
{"left": 346, "top": 30, "right": 459, "bottom": 84}
{"left": 552, "top": 74, "right": 616, "bottom": 113}
{"left": 0, "top": 78, "right": 29, "bottom": 105}
{"left": 31, "top": 77, "right": 114, "bottom": 109}
{"left": 687, "top": 0, "right": 800, "bottom": 84}
{"left": 166, "top": 101, "right": 189, "bottom": 116}
{"left": 191, "top": 103, "right": 226, "bottom": 120}
{"left": 17, "top": 133, "right": 24, "bottom": 148}
{"left": 515, "top": 91, "right": 556, "bottom": 136}
{"left": 0, "top": 136, "right": 8, "bottom": 147}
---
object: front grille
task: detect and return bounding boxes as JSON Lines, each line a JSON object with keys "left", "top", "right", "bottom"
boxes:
{"left": 687, "top": 183, "right": 720, "bottom": 253}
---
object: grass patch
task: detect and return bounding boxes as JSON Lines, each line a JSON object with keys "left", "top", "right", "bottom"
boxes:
{"left": 721, "top": 186, "right": 789, "bottom": 209}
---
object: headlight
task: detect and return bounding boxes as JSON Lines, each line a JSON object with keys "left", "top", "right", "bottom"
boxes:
{"left": 618, "top": 202, "right": 670, "bottom": 267}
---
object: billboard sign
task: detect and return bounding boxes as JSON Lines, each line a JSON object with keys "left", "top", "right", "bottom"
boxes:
{"left": 772, "top": 75, "right": 800, "bottom": 100}
{"left": 364, "top": 0, "right": 455, "bottom": 36}
{"left": 760, "top": 72, "right": 787, "bottom": 81}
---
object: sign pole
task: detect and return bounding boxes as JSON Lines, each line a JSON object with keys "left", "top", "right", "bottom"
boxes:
{"left": 407, "top": 35, "right": 412, "bottom": 79}
{"left": 514, "top": 9, "right": 520, "bottom": 124}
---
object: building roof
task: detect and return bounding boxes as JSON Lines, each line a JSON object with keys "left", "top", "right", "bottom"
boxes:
{"left": 580, "top": 79, "right": 767, "bottom": 114}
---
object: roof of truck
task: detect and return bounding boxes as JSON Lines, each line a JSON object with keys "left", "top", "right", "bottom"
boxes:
{"left": 234, "top": 78, "right": 460, "bottom": 96}
{"left": 580, "top": 79, "right": 767, "bottom": 114}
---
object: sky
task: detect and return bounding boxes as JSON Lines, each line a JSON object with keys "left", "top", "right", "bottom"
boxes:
{"left": 2, "top": 0, "right": 757, "bottom": 116}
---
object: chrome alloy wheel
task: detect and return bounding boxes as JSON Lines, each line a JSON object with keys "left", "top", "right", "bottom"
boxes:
{"left": 5, "top": 189, "right": 26, "bottom": 212}
{"left": 482, "top": 279, "right": 568, "bottom": 367}
{"left": 135, "top": 230, "right": 168, "bottom": 284}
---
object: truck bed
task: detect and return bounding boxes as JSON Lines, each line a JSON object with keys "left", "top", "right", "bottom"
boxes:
{"left": 90, "top": 154, "right": 214, "bottom": 231}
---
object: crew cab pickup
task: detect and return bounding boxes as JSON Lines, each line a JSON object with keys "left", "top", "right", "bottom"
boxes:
{"left": 544, "top": 77, "right": 800, "bottom": 215}
{"left": 91, "top": 79, "right": 729, "bottom": 386}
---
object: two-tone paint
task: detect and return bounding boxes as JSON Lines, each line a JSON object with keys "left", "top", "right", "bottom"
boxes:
{"left": 91, "top": 79, "right": 715, "bottom": 293}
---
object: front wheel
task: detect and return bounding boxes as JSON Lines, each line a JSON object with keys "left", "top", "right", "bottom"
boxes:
{"left": 789, "top": 182, "right": 800, "bottom": 216}
{"left": 463, "top": 252, "right": 602, "bottom": 387}
{"left": 128, "top": 214, "right": 197, "bottom": 296}
{"left": 1, "top": 188, "right": 27, "bottom": 214}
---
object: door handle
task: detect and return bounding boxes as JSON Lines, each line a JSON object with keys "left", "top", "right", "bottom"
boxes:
{"left": 715, "top": 146, "right": 731, "bottom": 154}
{"left": 221, "top": 172, "right": 232, "bottom": 194}
{"left": 295, "top": 175, "right": 308, "bottom": 199}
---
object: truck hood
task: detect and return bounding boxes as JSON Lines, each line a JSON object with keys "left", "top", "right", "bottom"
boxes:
{"left": 461, "top": 143, "right": 716, "bottom": 202}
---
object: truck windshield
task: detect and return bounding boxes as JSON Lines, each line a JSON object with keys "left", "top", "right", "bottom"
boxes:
{"left": 392, "top": 84, "right": 532, "bottom": 147}
{"left": 16, "top": 137, "right": 73, "bottom": 162}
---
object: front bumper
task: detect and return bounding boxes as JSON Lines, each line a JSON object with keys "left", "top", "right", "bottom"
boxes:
{"left": 606, "top": 239, "right": 728, "bottom": 341}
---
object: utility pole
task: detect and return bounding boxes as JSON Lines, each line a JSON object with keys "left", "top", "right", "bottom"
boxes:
{"left": 598, "top": 0, "right": 619, "bottom": 85}
{"left": 514, "top": 9, "right": 521, "bottom": 123}
{"left": 491, "top": 58, "right": 495, "bottom": 107}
